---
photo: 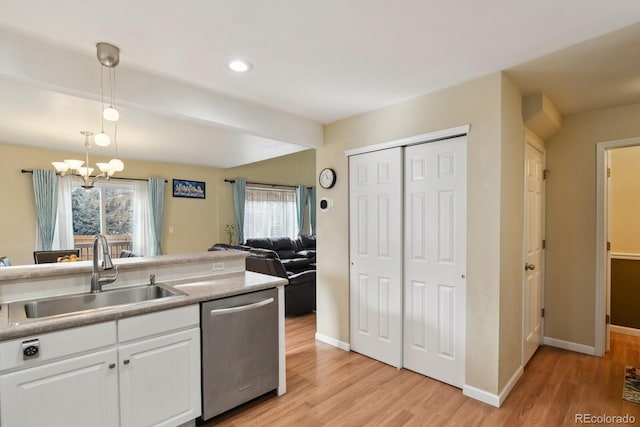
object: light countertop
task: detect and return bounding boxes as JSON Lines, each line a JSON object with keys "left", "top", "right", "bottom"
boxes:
{"left": 0, "top": 271, "right": 287, "bottom": 342}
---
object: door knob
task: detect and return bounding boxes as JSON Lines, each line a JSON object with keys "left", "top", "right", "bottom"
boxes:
{"left": 525, "top": 263, "right": 536, "bottom": 271}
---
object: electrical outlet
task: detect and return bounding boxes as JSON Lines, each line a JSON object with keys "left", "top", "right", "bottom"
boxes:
{"left": 212, "top": 262, "right": 224, "bottom": 271}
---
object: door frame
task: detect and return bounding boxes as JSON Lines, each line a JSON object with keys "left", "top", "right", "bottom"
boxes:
{"left": 521, "top": 131, "right": 546, "bottom": 366}
{"left": 595, "top": 136, "right": 640, "bottom": 356}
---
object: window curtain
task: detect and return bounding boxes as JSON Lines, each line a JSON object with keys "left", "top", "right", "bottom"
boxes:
{"left": 32, "top": 169, "right": 59, "bottom": 250}
{"left": 53, "top": 176, "right": 74, "bottom": 249}
{"left": 233, "top": 179, "right": 246, "bottom": 244}
{"left": 133, "top": 180, "right": 153, "bottom": 256}
{"left": 244, "top": 187, "right": 297, "bottom": 239}
{"left": 295, "top": 185, "right": 307, "bottom": 236}
{"left": 147, "top": 178, "right": 165, "bottom": 256}
{"left": 309, "top": 186, "right": 316, "bottom": 236}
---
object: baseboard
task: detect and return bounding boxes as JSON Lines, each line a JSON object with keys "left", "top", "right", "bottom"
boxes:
{"left": 463, "top": 385, "right": 500, "bottom": 407}
{"left": 611, "top": 324, "right": 640, "bottom": 337}
{"left": 315, "top": 332, "right": 351, "bottom": 351}
{"left": 462, "top": 365, "right": 523, "bottom": 408}
{"left": 543, "top": 336, "right": 595, "bottom": 355}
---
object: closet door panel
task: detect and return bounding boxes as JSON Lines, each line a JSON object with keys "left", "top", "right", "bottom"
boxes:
{"left": 349, "top": 147, "right": 403, "bottom": 368}
{"left": 403, "top": 137, "right": 467, "bottom": 388}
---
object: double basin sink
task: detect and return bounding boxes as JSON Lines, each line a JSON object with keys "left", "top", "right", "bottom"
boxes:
{"left": 8, "top": 284, "right": 185, "bottom": 324}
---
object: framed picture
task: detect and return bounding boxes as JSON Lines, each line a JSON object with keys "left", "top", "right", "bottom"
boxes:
{"left": 173, "top": 179, "right": 206, "bottom": 199}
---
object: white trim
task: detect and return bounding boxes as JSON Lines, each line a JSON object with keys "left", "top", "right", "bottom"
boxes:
{"left": 543, "top": 336, "right": 595, "bottom": 355}
{"left": 464, "top": 365, "right": 524, "bottom": 408}
{"left": 463, "top": 385, "right": 500, "bottom": 407}
{"left": 596, "top": 136, "right": 640, "bottom": 357}
{"left": 610, "top": 252, "right": 640, "bottom": 260}
{"left": 315, "top": 332, "right": 351, "bottom": 351}
{"left": 344, "top": 124, "right": 470, "bottom": 157}
{"left": 525, "top": 127, "right": 546, "bottom": 152}
{"left": 610, "top": 325, "right": 640, "bottom": 337}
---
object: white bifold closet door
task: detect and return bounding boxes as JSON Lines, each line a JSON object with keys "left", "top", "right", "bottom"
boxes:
{"left": 349, "top": 147, "right": 403, "bottom": 368}
{"left": 403, "top": 137, "right": 467, "bottom": 388}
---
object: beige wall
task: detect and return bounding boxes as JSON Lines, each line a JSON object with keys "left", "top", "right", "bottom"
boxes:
{"left": 498, "top": 76, "right": 525, "bottom": 390}
{"left": 0, "top": 143, "right": 316, "bottom": 266}
{"left": 319, "top": 72, "right": 518, "bottom": 394}
{"left": 0, "top": 142, "right": 221, "bottom": 265}
{"left": 545, "top": 102, "right": 640, "bottom": 346}
{"left": 217, "top": 149, "right": 317, "bottom": 242}
{"left": 611, "top": 146, "right": 640, "bottom": 253}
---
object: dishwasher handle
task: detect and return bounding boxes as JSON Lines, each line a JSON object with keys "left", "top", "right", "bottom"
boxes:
{"left": 209, "top": 297, "right": 274, "bottom": 316}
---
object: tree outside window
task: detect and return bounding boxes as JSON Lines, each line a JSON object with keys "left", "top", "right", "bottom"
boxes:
{"left": 71, "top": 182, "right": 133, "bottom": 259}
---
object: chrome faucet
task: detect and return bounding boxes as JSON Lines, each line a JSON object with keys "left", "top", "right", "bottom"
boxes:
{"left": 91, "top": 234, "right": 118, "bottom": 293}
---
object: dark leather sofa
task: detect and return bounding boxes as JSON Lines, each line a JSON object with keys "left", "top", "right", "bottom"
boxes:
{"left": 244, "top": 236, "right": 316, "bottom": 273}
{"left": 209, "top": 236, "right": 316, "bottom": 316}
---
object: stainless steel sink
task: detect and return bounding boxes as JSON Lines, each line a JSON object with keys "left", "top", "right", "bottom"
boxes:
{"left": 8, "top": 284, "right": 185, "bottom": 323}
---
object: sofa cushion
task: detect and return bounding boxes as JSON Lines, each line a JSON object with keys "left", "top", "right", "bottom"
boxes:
{"left": 300, "top": 235, "right": 316, "bottom": 249}
{"left": 271, "top": 237, "right": 297, "bottom": 259}
{"left": 244, "top": 238, "right": 273, "bottom": 250}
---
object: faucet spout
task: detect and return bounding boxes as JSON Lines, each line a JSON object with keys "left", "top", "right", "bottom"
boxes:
{"left": 91, "top": 234, "right": 118, "bottom": 293}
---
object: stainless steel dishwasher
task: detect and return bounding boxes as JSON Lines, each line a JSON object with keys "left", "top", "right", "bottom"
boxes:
{"left": 200, "top": 287, "right": 279, "bottom": 421}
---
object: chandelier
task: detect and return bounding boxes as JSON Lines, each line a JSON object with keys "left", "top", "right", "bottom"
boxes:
{"left": 51, "top": 42, "right": 124, "bottom": 188}
{"left": 52, "top": 131, "right": 124, "bottom": 189}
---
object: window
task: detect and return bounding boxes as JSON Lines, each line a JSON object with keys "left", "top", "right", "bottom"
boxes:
{"left": 71, "top": 181, "right": 134, "bottom": 259}
{"left": 243, "top": 186, "right": 297, "bottom": 239}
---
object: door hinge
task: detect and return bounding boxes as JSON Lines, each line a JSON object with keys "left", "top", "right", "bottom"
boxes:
{"left": 541, "top": 308, "right": 545, "bottom": 318}
{"left": 543, "top": 169, "right": 549, "bottom": 180}
{"left": 606, "top": 314, "right": 610, "bottom": 324}
{"left": 607, "top": 167, "right": 611, "bottom": 178}
{"left": 607, "top": 241, "right": 611, "bottom": 251}
{"left": 542, "top": 239, "right": 546, "bottom": 250}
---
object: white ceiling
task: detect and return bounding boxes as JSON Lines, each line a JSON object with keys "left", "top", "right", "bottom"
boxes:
{"left": 0, "top": 1, "right": 639, "bottom": 168}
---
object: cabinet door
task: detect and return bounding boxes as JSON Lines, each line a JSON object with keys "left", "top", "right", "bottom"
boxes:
{"left": 0, "top": 349, "right": 118, "bottom": 427}
{"left": 119, "top": 328, "right": 201, "bottom": 427}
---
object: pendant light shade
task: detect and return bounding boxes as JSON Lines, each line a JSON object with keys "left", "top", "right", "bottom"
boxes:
{"left": 94, "top": 131, "right": 111, "bottom": 146}
{"left": 103, "top": 107, "right": 119, "bottom": 122}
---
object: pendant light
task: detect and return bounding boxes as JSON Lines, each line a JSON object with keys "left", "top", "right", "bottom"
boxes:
{"left": 50, "top": 42, "right": 125, "bottom": 188}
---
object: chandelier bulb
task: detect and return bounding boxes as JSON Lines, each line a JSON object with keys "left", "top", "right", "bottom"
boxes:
{"left": 103, "top": 106, "right": 119, "bottom": 122}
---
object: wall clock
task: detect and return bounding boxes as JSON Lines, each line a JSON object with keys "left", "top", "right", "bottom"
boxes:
{"left": 319, "top": 168, "right": 337, "bottom": 189}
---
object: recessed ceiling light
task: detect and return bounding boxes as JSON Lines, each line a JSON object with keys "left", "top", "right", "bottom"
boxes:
{"left": 229, "top": 60, "right": 253, "bottom": 73}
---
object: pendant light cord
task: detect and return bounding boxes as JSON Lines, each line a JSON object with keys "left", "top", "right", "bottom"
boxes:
{"left": 100, "top": 66, "right": 106, "bottom": 133}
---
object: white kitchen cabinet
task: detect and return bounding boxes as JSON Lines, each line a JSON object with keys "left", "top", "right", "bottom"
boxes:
{"left": 119, "top": 328, "right": 201, "bottom": 427}
{"left": 0, "top": 348, "right": 119, "bottom": 427}
{"left": 0, "top": 304, "right": 201, "bottom": 427}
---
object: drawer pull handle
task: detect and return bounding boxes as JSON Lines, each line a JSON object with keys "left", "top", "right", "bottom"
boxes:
{"left": 109, "top": 363, "right": 116, "bottom": 369}
{"left": 123, "top": 359, "right": 130, "bottom": 365}
{"left": 209, "top": 297, "right": 274, "bottom": 316}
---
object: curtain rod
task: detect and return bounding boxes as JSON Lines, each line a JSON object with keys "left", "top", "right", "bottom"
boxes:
{"left": 224, "top": 179, "right": 313, "bottom": 190}
{"left": 21, "top": 169, "right": 168, "bottom": 183}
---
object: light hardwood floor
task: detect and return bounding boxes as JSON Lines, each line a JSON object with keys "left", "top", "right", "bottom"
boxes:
{"left": 205, "top": 314, "right": 640, "bottom": 426}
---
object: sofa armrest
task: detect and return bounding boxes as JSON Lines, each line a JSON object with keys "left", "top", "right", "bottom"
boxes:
{"left": 287, "top": 270, "right": 316, "bottom": 286}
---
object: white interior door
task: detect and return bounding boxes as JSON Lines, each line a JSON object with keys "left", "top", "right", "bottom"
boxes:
{"left": 349, "top": 147, "right": 403, "bottom": 368}
{"left": 523, "top": 141, "right": 545, "bottom": 365}
{"left": 403, "top": 137, "right": 466, "bottom": 388}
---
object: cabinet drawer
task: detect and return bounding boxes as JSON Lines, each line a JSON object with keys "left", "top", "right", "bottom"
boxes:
{"left": 0, "top": 322, "right": 116, "bottom": 371}
{"left": 118, "top": 305, "right": 199, "bottom": 343}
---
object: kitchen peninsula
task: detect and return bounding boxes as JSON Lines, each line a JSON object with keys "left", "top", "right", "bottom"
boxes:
{"left": 0, "top": 251, "right": 287, "bottom": 427}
